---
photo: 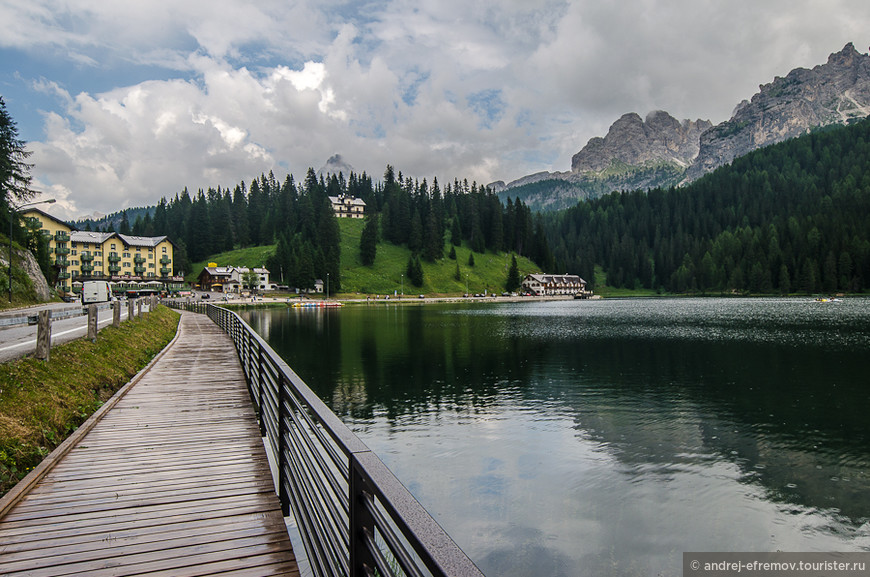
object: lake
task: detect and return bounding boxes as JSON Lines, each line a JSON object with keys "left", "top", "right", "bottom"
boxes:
{"left": 240, "top": 297, "right": 870, "bottom": 577}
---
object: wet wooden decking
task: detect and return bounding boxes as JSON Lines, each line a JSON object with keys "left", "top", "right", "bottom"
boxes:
{"left": 0, "top": 311, "right": 299, "bottom": 576}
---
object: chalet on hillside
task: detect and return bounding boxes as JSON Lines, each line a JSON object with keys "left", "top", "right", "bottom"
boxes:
{"left": 329, "top": 194, "right": 366, "bottom": 218}
{"left": 522, "top": 274, "right": 589, "bottom": 297}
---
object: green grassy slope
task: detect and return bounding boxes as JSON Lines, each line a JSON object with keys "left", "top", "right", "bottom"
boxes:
{"left": 190, "top": 219, "right": 541, "bottom": 295}
{"left": 338, "top": 219, "right": 540, "bottom": 296}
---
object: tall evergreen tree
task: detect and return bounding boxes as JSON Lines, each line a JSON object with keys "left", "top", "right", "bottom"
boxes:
{"left": 232, "top": 183, "right": 249, "bottom": 247}
{"left": 408, "top": 209, "right": 423, "bottom": 253}
{"left": 360, "top": 214, "right": 379, "bottom": 266}
{"left": 505, "top": 254, "right": 521, "bottom": 292}
{"left": 0, "top": 96, "right": 33, "bottom": 204}
{"left": 423, "top": 209, "right": 442, "bottom": 262}
{"left": 119, "top": 210, "right": 131, "bottom": 235}
{"left": 450, "top": 217, "right": 462, "bottom": 246}
{"left": 407, "top": 254, "right": 424, "bottom": 287}
{"left": 248, "top": 179, "right": 264, "bottom": 246}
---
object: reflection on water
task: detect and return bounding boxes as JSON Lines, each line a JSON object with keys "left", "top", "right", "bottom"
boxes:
{"left": 242, "top": 298, "right": 870, "bottom": 577}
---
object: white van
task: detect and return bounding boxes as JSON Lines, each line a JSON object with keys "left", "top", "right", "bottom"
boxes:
{"left": 82, "top": 280, "right": 112, "bottom": 304}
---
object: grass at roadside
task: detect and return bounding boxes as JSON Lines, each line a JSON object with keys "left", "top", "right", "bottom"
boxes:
{"left": 0, "top": 305, "right": 180, "bottom": 496}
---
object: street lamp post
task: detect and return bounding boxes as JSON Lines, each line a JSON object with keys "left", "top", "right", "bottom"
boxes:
{"left": 401, "top": 273, "right": 403, "bottom": 298}
{"left": 326, "top": 272, "right": 329, "bottom": 300}
{"left": 9, "top": 199, "right": 56, "bottom": 302}
{"left": 466, "top": 274, "right": 469, "bottom": 296}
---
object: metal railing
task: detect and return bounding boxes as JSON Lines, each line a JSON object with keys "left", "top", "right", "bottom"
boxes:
{"left": 167, "top": 300, "right": 483, "bottom": 577}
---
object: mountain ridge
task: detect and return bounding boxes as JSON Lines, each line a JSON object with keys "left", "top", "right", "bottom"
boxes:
{"left": 496, "top": 43, "right": 870, "bottom": 210}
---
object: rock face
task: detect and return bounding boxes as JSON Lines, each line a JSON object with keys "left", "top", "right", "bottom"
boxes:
{"left": 572, "top": 111, "right": 712, "bottom": 172}
{"left": 0, "top": 248, "right": 52, "bottom": 301}
{"left": 687, "top": 43, "right": 870, "bottom": 180}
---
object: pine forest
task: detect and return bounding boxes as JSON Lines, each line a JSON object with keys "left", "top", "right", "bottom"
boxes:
{"left": 545, "top": 117, "right": 870, "bottom": 294}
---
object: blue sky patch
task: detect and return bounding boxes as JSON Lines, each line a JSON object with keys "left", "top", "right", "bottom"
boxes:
{"left": 467, "top": 89, "right": 506, "bottom": 129}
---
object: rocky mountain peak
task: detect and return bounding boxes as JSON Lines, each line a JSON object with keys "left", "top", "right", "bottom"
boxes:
{"left": 318, "top": 154, "right": 355, "bottom": 177}
{"left": 571, "top": 111, "right": 711, "bottom": 173}
{"left": 687, "top": 43, "right": 870, "bottom": 180}
{"left": 828, "top": 42, "right": 860, "bottom": 67}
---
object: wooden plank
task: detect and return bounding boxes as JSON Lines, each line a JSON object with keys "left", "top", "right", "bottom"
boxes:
{"left": 9, "top": 479, "right": 279, "bottom": 516}
{"left": 0, "top": 312, "right": 299, "bottom": 576}
{"left": 0, "top": 523, "right": 287, "bottom": 571}
{"left": 0, "top": 509, "right": 284, "bottom": 552}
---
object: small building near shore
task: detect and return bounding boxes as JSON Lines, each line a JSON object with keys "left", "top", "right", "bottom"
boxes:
{"left": 522, "top": 273, "right": 589, "bottom": 296}
{"left": 197, "top": 265, "right": 275, "bottom": 292}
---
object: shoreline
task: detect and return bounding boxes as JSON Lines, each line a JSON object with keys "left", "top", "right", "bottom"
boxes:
{"left": 212, "top": 293, "right": 598, "bottom": 306}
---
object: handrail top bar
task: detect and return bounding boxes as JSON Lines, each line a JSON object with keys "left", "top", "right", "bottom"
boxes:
{"left": 354, "top": 451, "right": 485, "bottom": 577}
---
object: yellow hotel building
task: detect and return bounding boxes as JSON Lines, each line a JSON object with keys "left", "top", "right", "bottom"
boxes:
{"left": 22, "top": 208, "right": 178, "bottom": 293}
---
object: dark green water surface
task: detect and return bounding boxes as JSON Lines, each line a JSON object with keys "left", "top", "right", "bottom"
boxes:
{"left": 240, "top": 297, "right": 870, "bottom": 577}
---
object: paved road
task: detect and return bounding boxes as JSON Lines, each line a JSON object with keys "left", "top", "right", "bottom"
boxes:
{"left": 0, "top": 301, "right": 151, "bottom": 363}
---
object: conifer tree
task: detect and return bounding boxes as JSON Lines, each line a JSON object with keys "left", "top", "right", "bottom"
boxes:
{"left": 450, "top": 217, "right": 462, "bottom": 246}
{"left": 423, "top": 210, "right": 442, "bottom": 262}
{"left": 408, "top": 209, "right": 422, "bottom": 253}
{"left": 0, "top": 96, "right": 33, "bottom": 204}
{"left": 360, "top": 214, "right": 378, "bottom": 266}
{"left": 407, "top": 254, "right": 424, "bottom": 287}
{"left": 232, "top": 183, "right": 249, "bottom": 247}
{"left": 505, "top": 254, "right": 520, "bottom": 292}
{"left": 119, "top": 210, "right": 131, "bottom": 235}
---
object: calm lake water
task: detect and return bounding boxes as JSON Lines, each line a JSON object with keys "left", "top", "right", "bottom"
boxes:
{"left": 240, "top": 297, "right": 870, "bottom": 577}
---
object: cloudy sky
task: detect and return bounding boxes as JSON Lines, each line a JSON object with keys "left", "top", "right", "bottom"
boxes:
{"left": 1, "top": 0, "right": 868, "bottom": 219}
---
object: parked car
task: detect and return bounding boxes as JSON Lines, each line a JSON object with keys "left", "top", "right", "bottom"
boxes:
{"left": 82, "top": 280, "right": 112, "bottom": 304}
{"left": 200, "top": 293, "right": 210, "bottom": 299}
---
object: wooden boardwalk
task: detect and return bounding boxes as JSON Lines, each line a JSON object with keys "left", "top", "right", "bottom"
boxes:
{"left": 0, "top": 311, "right": 299, "bottom": 576}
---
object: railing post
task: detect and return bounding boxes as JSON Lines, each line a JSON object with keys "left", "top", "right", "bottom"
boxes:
{"left": 277, "top": 373, "right": 289, "bottom": 516}
{"left": 35, "top": 310, "right": 51, "bottom": 361}
{"left": 87, "top": 304, "right": 98, "bottom": 341}
{"left": 112, "top": 300, "right": 121, "bottom": 328}
{"left": 350, "top": 456, "right": 378, "bottom": 577}
{"left": 257, "top": 342, "right": 265, "bottom": 436}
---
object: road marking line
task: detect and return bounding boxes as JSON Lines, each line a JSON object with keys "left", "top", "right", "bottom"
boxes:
{"left": 0, "top": 312, "right": 134, "bottom": 352}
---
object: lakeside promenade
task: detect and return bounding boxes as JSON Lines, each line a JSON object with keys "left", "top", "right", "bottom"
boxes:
{"left": 0, "top": 311, "right": 299, "bottom": 576}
